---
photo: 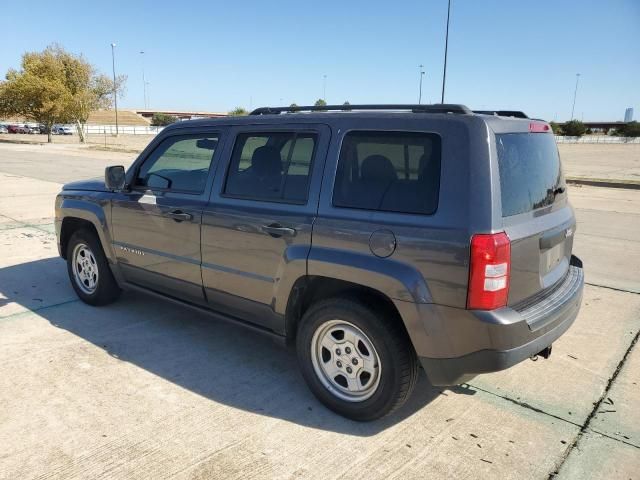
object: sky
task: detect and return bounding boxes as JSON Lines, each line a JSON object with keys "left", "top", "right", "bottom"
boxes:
{"left": 1, "top": 0, "right": 638, "bottom": 121}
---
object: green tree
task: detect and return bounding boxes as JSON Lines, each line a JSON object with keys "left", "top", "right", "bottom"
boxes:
{"left": 314, "top": 98, "right": 327, "bottom": 110}
{"left": 150, "top": 112, "right": 178, "bottom": 126}
{"left": 549, "top": 121, "right": 563, "bottom": 135}
{"left": 0, "top": 44, "right": 125, "bottom": 143}
{"left": 228, "top": 107, "right": 249, "bottom": 116}
{"left": 288, "top": 103, "right": 299, "bottom": 112}
{"left": 562, "top": 120, "right": 587, "bottom": 137}
{"left": 615, "top": 121, "right": 640, "bottom": 137}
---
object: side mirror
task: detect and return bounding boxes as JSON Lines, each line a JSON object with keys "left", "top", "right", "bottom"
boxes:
{"left": 105, "top": 165, "right": 126, "bottom": 191}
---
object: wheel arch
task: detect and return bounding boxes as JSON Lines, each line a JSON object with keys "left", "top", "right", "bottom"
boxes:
{"left": 284, "top": 276, "right": 410, "bottom": 345}
{"left": 57, "top": 197, "right": 114, "bottom": 262}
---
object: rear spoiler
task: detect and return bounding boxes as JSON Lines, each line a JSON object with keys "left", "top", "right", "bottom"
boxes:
{"left": 473, "top": 110, "right": 529, "bottom": 119}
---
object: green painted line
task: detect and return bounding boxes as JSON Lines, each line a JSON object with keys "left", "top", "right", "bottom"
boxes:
{"left": 0, "top": 298, "right": 80, "bottom": 321}
{"left": 0, "top": 223, "right": 55, "bottom": 232}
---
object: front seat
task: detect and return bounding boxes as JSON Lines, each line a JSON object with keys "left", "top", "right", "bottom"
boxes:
{"left": 357, "top": 154, "right": 398, "bottom": 209}
{"left": 249, "top": 145, "right": 283, "bottom": 198}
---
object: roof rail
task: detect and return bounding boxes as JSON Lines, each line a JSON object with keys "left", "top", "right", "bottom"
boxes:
{"left": 473, "top": 110, "right": 529, "bottom": 119}
{"left": 250, "top": 104, "right": 472, "bottom": 115}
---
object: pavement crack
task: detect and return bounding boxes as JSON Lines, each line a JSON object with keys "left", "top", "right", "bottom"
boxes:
{"left": 584, "top": 281, "right": 640, "bottom": 295}
{"left": 466, "top": 384, "right": 582, "bottom": 429}
{"left": 548, "top": 327, "right": 640, "bottom": 478}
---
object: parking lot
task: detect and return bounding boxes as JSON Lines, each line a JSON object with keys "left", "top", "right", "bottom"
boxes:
{"left": 0, "top": 142, "right": 639, "bottom": 479}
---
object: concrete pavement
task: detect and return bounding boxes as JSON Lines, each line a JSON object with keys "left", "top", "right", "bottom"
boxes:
{"left": 0, "top": 144, "right": 638, "bottom": 479}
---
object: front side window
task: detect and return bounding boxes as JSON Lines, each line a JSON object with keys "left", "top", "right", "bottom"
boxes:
{"left": 136, "top": 135, "right": 219, "bottom": 193}
{"left": 333, "top": 131, "right": 441, "bottom": 215}
{"left": 224, "top": 132, "right": 316, "bottom": 203}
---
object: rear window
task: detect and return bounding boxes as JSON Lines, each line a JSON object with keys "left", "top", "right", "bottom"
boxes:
{"left": 496, "top": 133, "right": 565, "bottom": 217}
{"left": 333, "top": 131, "right": 441, "bottom": 215}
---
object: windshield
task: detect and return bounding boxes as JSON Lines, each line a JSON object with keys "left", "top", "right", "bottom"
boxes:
{"left": 496, "top": 133, "right": 565, "bottom": 217}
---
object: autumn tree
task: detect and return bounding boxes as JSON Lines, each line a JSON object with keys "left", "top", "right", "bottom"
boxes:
{"left": 0, "top": 44, "right": 126, "bottom": 143}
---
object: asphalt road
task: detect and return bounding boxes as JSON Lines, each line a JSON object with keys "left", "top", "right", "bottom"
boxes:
{"left": 0, "top": 143, "right": 639, "bottom": 479}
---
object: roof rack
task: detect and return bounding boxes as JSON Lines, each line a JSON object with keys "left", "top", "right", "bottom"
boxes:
{"left": 473, "top": 110, "right": 529, "bottom": 119}
{"left": 250, "top": 104, "right": 472, "bottom": 115}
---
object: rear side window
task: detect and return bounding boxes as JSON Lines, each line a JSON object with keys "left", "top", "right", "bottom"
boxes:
{"left": 224, "top": 132, "right": 316, "bottom": 203}
{"left": 333, "top": 131, "right": 441, "bottom": 215}
{"left": 496, "top": 133, "right": 565, "bottom": 217}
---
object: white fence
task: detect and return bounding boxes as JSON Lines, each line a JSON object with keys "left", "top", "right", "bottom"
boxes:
{"left": 84, "top": 125, "right": 164, "bottom": 135}
{"left": 555, "top": 135, "right": 640, "bottom": 144}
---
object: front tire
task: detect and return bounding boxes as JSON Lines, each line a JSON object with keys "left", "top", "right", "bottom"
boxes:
{"left": 66, "top": 229, "right": 121, "bottom": 306}
{"left": 296, "top": 297, "right": 419, "bottom": 421}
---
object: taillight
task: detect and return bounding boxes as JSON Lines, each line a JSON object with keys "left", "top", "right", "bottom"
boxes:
{"left": 529, "top": 122, "right": 550, "bottom": 133}
{"left": 467, "top": 232, "right": 511, "bottom": 310}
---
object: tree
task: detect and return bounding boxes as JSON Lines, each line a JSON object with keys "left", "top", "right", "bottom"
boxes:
{"left": 288, "top": 103, "right": 299, "bottom": 112}
{"left": 314, "top": 98, "right": 327, "bottom": 110}
{"left": 228, "top": 107, "right": 249, "bottom": 116}
{"left": 342, "top": 101, "right": 352, "bottom": 111}
{"left": 151, "top": 112, "right": 177, "bottom": 126}
{"left": 562, "top": 120, "right": 586, "bottom": 137}
{"left": 613, "top": 121, "right": 640, "bottom": 137}
{"left": 0, "top": 44, "right": 125, "bottom": 143}
{"left": 0, "top": 48, "right": 71, "bottom": 143}
{"left": 549, "top": 121, "right": 563, "bottom": 135}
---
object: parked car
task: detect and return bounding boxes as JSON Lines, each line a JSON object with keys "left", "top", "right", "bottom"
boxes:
{"left": 52, "top": 125, "right": 73, "bottom": 135}
{"left": 8, "top": 124, "right": 30, "bottom": 134}
{"left": 27, "top": 125, "right": 40, "bottom": 134}
{"left": 55, "top": 104, "right": 584, "bottom": 421}
{"left": 0, "top": 125, "right": 8, "bottom": 134}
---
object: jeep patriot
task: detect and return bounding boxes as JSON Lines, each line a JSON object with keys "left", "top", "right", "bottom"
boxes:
{"left": 55, "top": 104, "right": 584, "bottom": 421}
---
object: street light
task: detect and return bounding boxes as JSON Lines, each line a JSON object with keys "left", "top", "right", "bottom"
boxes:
{"left": 140, "top": 51, "right": 148, "bottom": 109}
{"left": 145, "top": 81, "right": 151, "bottom": 108}
{"left": 322, "top": 75, "right": 327, "bottom": 102}
{"left": 418, "top": 65, "right": 425, "bottom": 104}
{"left": 110, "top": 43, "right": 119, "bottom": 136}
{"left": 441, "top": 0, "right": 452, "bottom": 103}
{"left": 570, "top": 73, "right": 581, "bottom": 120}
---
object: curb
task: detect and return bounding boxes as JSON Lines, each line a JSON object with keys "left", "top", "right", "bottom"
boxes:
{"left": 566, "top": 177, "right": 640, "bottom": 190}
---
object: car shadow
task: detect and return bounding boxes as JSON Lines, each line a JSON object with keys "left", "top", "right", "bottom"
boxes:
{"left": 0, "top": 257, "right": 475, "bottom": 436}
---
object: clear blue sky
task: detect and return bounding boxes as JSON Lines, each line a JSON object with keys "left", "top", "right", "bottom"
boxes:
{"left": 2, "top": 0, "right": 638, "bottom": 121}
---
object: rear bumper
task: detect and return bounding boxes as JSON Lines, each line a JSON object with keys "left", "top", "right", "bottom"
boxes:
{"left": 413, "top": 256, "right": 584, "bottom": 386}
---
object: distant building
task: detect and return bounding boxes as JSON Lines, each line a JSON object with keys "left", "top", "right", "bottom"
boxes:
{"left": 624, "top": 108, "right": 634, "bottom": 122}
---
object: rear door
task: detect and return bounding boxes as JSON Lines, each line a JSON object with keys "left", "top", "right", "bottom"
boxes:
{"left": 493, "top": 126, "right": 575, "bottom": 305}
{"left": 201, "top": 124, "right": 329, "bottom": 332}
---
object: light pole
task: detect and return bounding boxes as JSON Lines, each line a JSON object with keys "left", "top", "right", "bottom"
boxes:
{"left": 418, "top": 65, "right": 425, "bottom": 104}
{"left": 110, "top": 43, "right": 119, "bottom": 136}
{"left": 140, "top": 51, "right": 148, "bottom": 109}
{"left": 570, "top": 73, "right": 581, "bottom": 120}
{"left": 145, "top": 81, "right": 151, "bottom": 108}
{"left": 323, "top": 74, "right": 327, "bottom": 102}
{"left": 441, "top": 0, "right": 452, "bottom": 103}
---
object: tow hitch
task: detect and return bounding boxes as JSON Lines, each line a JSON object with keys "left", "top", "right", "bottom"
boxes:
{"left": 530, "top": 345, "right": 552, "bottom": 362}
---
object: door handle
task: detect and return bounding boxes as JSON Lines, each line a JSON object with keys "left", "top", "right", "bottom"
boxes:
{"left": 262, "top": 224, "right": 296, "bottom": 238}
{"left": 167, "top": 210, "right": 193, "bottom": 222}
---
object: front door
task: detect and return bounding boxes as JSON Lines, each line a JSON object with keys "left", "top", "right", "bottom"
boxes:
{"left": 111, "top": 131, "right": 223, "bottom": 304}
{"left": 201, "top": 125, "right": 329, "bottom": 332}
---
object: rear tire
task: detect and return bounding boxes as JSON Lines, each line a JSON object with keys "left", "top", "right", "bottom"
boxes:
{"left": 66, "top": 229, "right": 121, "bottom": 306}
{"left": 296, "top": 297, "right": 419, "bottom": 421}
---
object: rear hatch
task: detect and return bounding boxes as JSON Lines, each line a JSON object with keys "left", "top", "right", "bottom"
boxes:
{"left": 493, "top": 125, "right": 575, "bottom": 306}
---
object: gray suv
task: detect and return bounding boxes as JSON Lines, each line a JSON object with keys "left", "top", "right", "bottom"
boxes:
{"left": 55, "top": 104, "right": 584, "bottom": 421}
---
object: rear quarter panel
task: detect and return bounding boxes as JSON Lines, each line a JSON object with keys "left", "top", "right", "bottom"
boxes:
{"left": 311, "top": 115, "right": 494, "bottom": 308}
